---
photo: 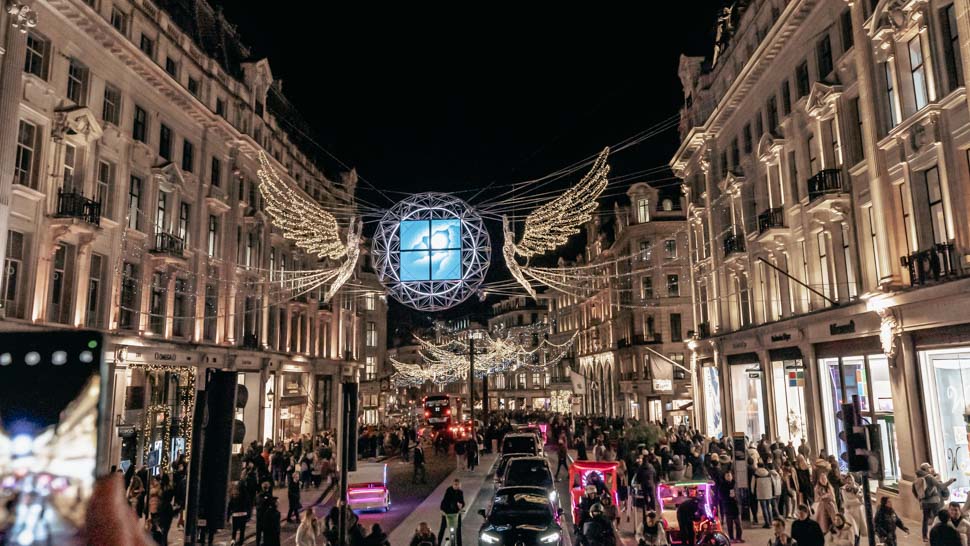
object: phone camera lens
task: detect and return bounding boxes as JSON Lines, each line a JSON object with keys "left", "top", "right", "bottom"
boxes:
{"left": 52, "top": 350, "right": 67, "bottom": 366}
{"left": 79, "top": 350, "right": 94, "bottom": 363}
{"left": 24, "top": 351, "right": 40, "bottom": 366}
{"left": 0, "top": 353, "right": 10, "bottom": 366}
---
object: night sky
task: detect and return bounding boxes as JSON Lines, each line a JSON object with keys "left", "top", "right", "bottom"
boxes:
{"left": 210, "top": 3, "right": 724, "bottom": 329}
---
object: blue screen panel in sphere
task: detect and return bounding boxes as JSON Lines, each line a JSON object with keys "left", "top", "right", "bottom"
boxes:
{"left": 400, "top": 251, "right": 431, "bottom": 281}
{"left": 431, "top": 249, "right": 462, "bottom": 280}
{"left": 400, "top": 220, "right": 431, "bottom": 251}
{"left": 430, "top": 219, "right": 461, "bottom": 250}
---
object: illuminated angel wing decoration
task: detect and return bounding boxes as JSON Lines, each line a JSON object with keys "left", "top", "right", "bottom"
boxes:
{"left": 257, "top": 152, "right": 347, "bottom": 260}
{"left": 503, "top": 147, "right": 610, "bottom": 297}
{"left": 256, "top": 151, "right": 360, "bottom": 301}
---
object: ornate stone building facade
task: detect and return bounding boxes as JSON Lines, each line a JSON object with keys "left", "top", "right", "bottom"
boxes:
{"left": 673, "top": 0, "right": 970, "bottom": 517}
{"left": 548, "top": 183, "right": 694, "bottom": 422}
{"left": 0, "top": 0, "right": 385, "bottom": 474}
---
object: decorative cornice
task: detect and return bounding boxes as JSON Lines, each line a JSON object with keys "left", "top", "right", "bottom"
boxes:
{"left": 806, "top": 82, "right": 844, "bottom": 120}
{"left": 52, "top": 106, "right": 103, "bottom": 144}
{"left": 7, "top": 1, "right": 37, "bottom": 32}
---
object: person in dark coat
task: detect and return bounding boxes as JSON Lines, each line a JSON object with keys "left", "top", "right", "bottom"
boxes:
{"left": 576, "top": 436, "right": 588, "bottom": 460}
{"left": 286, "top": 472, "right": 302, "bottom": 522}
{"left": 413, "top": 444, "right": 427, "bottom": 484}
{"left": 791, "top": 504, "right": 825, "bottom": 546}
{"left": 260, "top": 497, "right": 282, "bottom": 546}
{"left": 253, "top": 481, "right": 274, "bottom": 546}
{"left": 227, "top": 481, "right": 251, "bottom": 546}
{"left": 931, "top": 509, "right": 963, "bottom": 546}
{"left": 874, "top": 496, "right": 909, "bottom": 546}
{"left": 718, "top": 470, "right": 741, "bottom": 542}
{"left": 437, "top": 479, "right": 465, "bottom": 546}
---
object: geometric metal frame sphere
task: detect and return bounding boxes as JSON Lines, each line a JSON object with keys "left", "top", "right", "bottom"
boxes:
{"left": 372, "top": 192, "right": 491, "bottom": 312}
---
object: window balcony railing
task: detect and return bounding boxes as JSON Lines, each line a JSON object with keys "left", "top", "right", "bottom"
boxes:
{"left": 55, "top": 190, "right": 101, "bottom": 226}
{"left": 757, "top": 207, "right": 785, "bottom": 234}
{"left": 723, "top": 231, "right": 745, "bottom": 256}
{"left": 152, "top": 232, "right": 185, "bottom": 256}
{"left": 633, "top": 333, "right": 663, "bottom": 345}
{"left": 808, "top": 169, "right": 846, "bottom": 202}
{"left": 901, "top": 242, "right": 959, "bottom": 287}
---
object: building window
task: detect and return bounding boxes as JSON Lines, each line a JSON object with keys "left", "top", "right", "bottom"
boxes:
{"left": 178, "top": 202, "right": 190, "bottom": 244}
{"left": 670, "top": 313, "right": 682, "bottom": 342}
{"left": 743, "top": 123, "right": 753, "bottom": 154}
{"left": 210, "top": 157, "right": 221, "bottom": 187}
{"left": 133, "top": 105, "right": 148, "bottom": 142}
{"left": 24, "top": 32, "right": 49, "bottom": 80}
{"left": 639, "top": 240, "right": 652, "bottom": 261}
{"left": 96, "top": 160, "right": 115, "bottom": 220}
{"left": 842, "top": 223, "right": 858, "bottom": 300}
{"left": 667, "top": 274, "right": 680, "bottom": 297}
{"left": 366, "top": 322, "right": 377, "bottom": 347}
{"left": 364, "top": 356, "right": 376, "bottom": 381}
{"left": 3, "top": 231, "right": 25, "bottom": 319}
{"left": 119, "top": 262, "right": 138, "bottom": 330}
{"left": 909, "top": 35, "right": 929, "bottom": 111}
{"left": 203, "top": 283, "right": 217, "bottom": 341}
{"left": 139, "top": 34, "right": 154, "bottom": 58}
{"left": 867, "top": 207, "right": 881, "bottom": 284}
{"left": 85, "top": 253, "right": 105, "bottom": 328}
{"left": 780, "top": 80, "right": 792, "bottom": 116}
{"left": 880, "top": 62, "right": 898, "bottom": 132}
{"left": 182, "top": 139, "right": 194, "bottom": 172}
{"left": 127, "top": 176, "right": 142, "bottom": 230}
{"left": 921, "top": 166, "right": 949, "bottom": 246}
{"left": 187, "top": 76, "right": 200, "bottom": 96}
{"left": 817, "top": 34, "right": 833, "bottom": 78}
{"left": 66, "top": 59, "right": 88, "bottom": 105}
{"left": 159, "top": 124, "right": 172, "bottom": 160}
{"left": 847, "top": 97, "right": 865, "bottom": 165}
{"left": 737, "top": 274, "right": 752, "bottom": 326}
{"left": 817, "top": 231, "right": 832, "bottom": 303}
{"left": 165, "top": 57, "right": 178, "bottom": 77}
{"left": 364, "top": 293, "right": 376, "bottom": 311}
{"left": 664, "top": 239, "right": 677, "bottom": 259}
{"left": 641, "top": 276, "right": 653, "bottom": 300}
{"left": 796, "top": 60, "right": 811, "bottom": 97}
{"left": 766, "top": 95, "right": 779, "bottom": 132}
{"left": 110, "top": 6, "right": 127, "bottom": 34}
{"left": 155, "top": 191, "right": 167, "bottom": 234}
{"left": 149, "top": 272, "right": 165, "bottom": 335}
{"left": 942, "top": 4, "right": 964, "bottom": 91}
{"left": 207, "top": 215, "right": 219, "bottom": 257}
{"left": 731, "top": 138, "right": 740, "bottom": 167}
{"left": 61, "top": 143, "right": 79, "bottom": 192}
{"left": 173, "top": 278, "right": 189, "bottom": 337}
{"left": 102, "top": 84, "right": 121, "bottom": 125}
{"left": 216, "top": 98, "right": 226, "bottom": 117}
{"left": 840, "top": 8, "right": 854, "bottom": 51}
{"left": 637, "top": 198, "right": 650, "bottom": 223}
{"left": 807, "top": 133, "right": 819, "bottom": 174}
{"left": 801, "top": 240, "right": 812, "bottom": 312}
{"left": 754, "top": 111, "right": 764, "bottom": 139}
{"left": 14, "top": 120, "right": 39, "bottom": 189}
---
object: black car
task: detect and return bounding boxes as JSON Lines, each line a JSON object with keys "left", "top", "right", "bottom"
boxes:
{"left": 478, "top": 486, "right": 563, "bottom": 546}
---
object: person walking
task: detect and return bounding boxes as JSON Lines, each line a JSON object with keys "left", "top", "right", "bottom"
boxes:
{"left": 792, "top": 504, "right": 826, "bottom": 546}
{"left": 253, "top": 481, "right": 274, "bottom": 546}
{"left": 287, "top": 472, "right": 302, "bottom": 522}
{"left": 931, "top": 510, "right": 964, "bottom": 546}
{"left": 918, "top": 463, "right": 957, "bottom": 542}
{"left": 454, "top": 437, "right": 466, "bottom": 472}
{"left": 413, "top": 443, "right": 428, "bottom": 484}
{"left": 638, "top": 510, "right": 669, "bottom": 546}
{"left": 260, "top": 497, "right": 282, "bottom": 546}
{"left": 769, "top": 517, "right": 796, "bottom": 546}
{"left": 825, "top": 513, "right": 857, "bottom": 546}
{"left": 576, "top": 436, "right": 588, "bottom": 460}
{"left": 874, "top": 497, "right": 909, "bottom": 546}
{"left": 842, "top": 474, "right": 866, "bottom": 537}
{"left": 295, "top": 509, "right": 319, "bottom": 546}
{"left": 719, "top": 470, "right": 742, "bottom": 542}
{"left": 410, "top": 522, "right": 436, "bottom": 546}
{"left": 466, "top": 437, "right": 478, "bottom": 472}
{"left": 555, "top": 440, "right": 569, "bottom": 480}
{"left": 364, "top": 523, "right": 391, "bottom": 546}
{"left": 753, "top": 463, "right": 777, "bottom": 528}
{"left": 227, "top": 482, "right": 251, "bottom": 546}
{"left": 814, "top": 472, "right": 838, "bottom": 533}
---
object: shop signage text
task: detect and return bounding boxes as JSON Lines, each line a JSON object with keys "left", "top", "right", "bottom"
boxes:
{"left": 730, "top": 341, "right": 748, "bottom": 349}
{"left": 154, "top": 353, "right": 176, "bottom": 361}
{"left": 829, "top": 320, "right": 856, "bottom": 336}
{"left": 770, "top": 333, "right": 791, "bottom": 343}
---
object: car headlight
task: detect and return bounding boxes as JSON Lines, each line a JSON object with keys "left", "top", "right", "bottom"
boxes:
{"left": 480, "top": 531, "right": 501, "bottom": 544}
{"left": 540, "top": 531, "right": 561, "bottom": 543}
{"left": 548, "top": 490, "right": 557, "bottom": 503}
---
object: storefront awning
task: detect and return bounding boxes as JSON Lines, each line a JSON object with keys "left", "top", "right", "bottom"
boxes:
{"left": 726, "top": 352, "right": 760, "bottom": 366}
{"left": 768, "top": 347, "right": 803, "bottom": 362}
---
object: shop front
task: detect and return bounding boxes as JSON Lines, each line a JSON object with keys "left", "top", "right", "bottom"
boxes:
{"left": 700, "top": 359, "right": 723, "bottom": 438}
{"left": 726, "top": 352, "right": 767, "bottom": 439}
{"left": 114, "top": 347, "right": 198, "bottom": 476}
{"left": 815, "top": 335, "right": 901, "bottom": 487}
{"left": 767, "top": 346, "right": 808, "bottom": 446}
{"left": 915, "top": 325, "right": 970, "bottom": 502}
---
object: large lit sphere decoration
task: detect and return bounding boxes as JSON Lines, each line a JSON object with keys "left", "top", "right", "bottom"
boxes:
{"left": 373, "top": 192, "right": 491, "bottom": 311}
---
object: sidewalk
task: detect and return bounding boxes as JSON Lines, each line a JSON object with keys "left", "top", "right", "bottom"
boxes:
{"left": 387, "top": 452, "right": 499, "bottom": 545}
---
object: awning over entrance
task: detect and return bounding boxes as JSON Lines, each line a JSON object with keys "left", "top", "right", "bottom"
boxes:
{"left": 769, "top": 347, "right": 803, "bottom": 362}
{"left": 726, "top": 352, "right": 760, "bottom": 366}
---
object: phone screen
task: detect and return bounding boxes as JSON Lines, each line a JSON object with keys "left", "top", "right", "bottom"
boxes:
{"left": 0, "top": 331, "right": 106, "bottom": 546}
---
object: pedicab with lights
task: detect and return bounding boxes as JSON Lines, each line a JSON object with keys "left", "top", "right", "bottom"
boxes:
{"left": 655, "top": 480, "right": 728, "bottom": 546}
{"left": 567, "top": 460, "right": 620, "bottom": 524}
{"left": 346, "top": 462, "right": 390, "bottom": 512}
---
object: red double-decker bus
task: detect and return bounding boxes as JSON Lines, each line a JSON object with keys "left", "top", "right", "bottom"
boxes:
{"left": 423, "top": 394, "right": 452, "bottom": 429}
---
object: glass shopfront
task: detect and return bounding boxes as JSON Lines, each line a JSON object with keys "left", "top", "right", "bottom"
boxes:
{"left": 818, "top": 344, "right": 900, "bottom": 486}
{"left": 121, "top": 364, "right": 196, "bottom": 476}
{"left": 729, "top": 353, "right": 766, "bottom": 439}
{"left": 769, "top": 348, "right": 808, "bottom": 445}
{"left": 278, "top": 371, "right": 310, "bottom": 441}
{"left": 919, "top": 347, "right": 970, "bottom": 502}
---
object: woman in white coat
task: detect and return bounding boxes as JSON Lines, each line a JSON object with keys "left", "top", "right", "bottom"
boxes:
{"left": 825, "top": 513, "right": 859, "bottom": 546}
{"left": 295, "top": 509, "right": 320, "bottom": 546}
{"left": 842, "top": 474, "right": 867, "bottom": 537}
